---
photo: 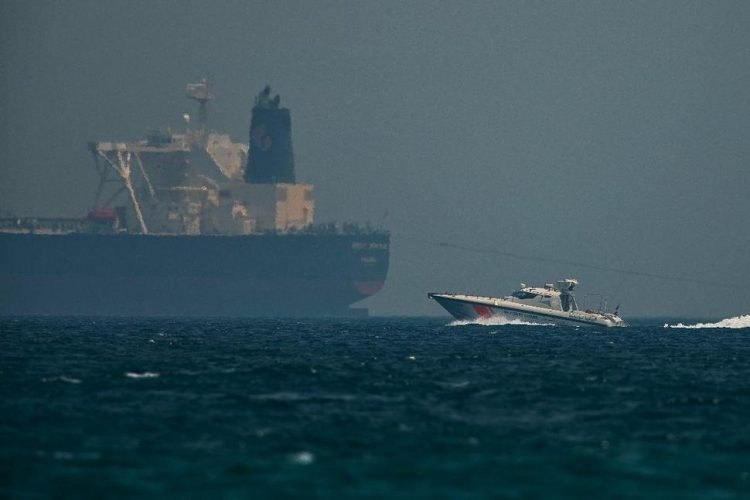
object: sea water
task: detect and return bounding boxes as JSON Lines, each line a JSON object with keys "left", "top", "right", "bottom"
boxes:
{"left": 1, "top": 316, "right": 749, "bottom": 498}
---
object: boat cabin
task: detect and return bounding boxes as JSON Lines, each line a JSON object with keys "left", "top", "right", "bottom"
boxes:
{"left": 508, "top": 279, "right": 579, "bottom": 312}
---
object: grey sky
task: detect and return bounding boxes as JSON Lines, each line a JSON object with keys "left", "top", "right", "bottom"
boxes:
{"left": 1, "top": 0, "right": 748, "bottom": 317}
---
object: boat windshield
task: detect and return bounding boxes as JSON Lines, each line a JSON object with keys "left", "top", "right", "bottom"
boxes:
{"left": 512, "top": 291, "right": 537, "bottom": 300}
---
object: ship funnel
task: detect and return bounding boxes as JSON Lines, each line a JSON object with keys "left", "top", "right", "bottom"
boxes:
{"left": 244, "top": 86, "right": 296, "bottom": 184}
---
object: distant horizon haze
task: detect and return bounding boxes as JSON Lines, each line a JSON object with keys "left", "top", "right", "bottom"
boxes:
{"left": 1, "top": 0, "right": 748, "bottom": 318}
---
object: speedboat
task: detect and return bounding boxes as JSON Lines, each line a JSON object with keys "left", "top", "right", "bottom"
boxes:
{"left": 428, "top": 278, "right": 626, "bottom": 327}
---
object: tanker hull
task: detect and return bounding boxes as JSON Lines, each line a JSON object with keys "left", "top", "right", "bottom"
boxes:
{"left": 0, "top": 232, "right": 388, "bottom": 317}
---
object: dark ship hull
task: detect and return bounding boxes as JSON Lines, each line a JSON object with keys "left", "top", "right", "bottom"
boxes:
{"left": 0, "top": 231, "right": 388, "bottom": 317}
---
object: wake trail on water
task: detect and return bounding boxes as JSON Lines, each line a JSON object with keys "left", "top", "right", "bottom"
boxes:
{"left": 449, "top": 316, "right": 553, "bottom": 327}
{"left": 665, "top": 315, "right": 750, "bottom": 329}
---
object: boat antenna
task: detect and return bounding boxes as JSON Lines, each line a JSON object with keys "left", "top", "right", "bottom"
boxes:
{"left": 412, "top": 237, "right": 742, "bottom": 288}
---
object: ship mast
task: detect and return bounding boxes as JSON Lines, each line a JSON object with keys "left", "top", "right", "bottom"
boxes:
{"left": 89, "top": 144, "right": 151, "bottom": 234}
{"left": 185, "top": 78, "right": 214, "bottom": 146}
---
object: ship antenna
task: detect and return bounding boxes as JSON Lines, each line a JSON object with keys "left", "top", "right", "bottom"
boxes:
{"left": 378, "top": 209, "right": 389, "bottom": 230}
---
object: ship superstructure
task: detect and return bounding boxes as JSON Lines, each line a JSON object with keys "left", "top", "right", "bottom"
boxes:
{"left": 0, "top": 82, "right": 389, "bottom": 317}
{"left": 89, "top": 82, "right": 314, "bottom": 237}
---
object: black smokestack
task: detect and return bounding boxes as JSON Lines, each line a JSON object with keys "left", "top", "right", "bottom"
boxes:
{"left": 244, "top": 86, "right": 296, "bottom": 184}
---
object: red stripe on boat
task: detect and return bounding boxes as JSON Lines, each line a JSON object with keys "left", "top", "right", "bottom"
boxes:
{"left": 473, "top": 305, "right": 492, "bottom": 317}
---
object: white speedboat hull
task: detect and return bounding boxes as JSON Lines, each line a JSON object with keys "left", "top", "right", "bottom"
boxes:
{"left": 428, "top": 292, "right": 626, "bottom": 327}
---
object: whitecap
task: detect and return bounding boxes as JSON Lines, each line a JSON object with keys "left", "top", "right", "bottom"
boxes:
{"left": 125, "top": 371, "right": 160, "bottom": 379}
{"left": 289, "top": 451, "right": 315, "bottom": 465}
{"left": 665, "top": 315, "right": 750, "bottom": 329}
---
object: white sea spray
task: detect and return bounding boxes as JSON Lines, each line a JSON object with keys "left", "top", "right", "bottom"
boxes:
{"left": 665, "top": 315, "right": 750, "bottom": 329}
{"left": 449, "top": 315, "right": 553, "bottom": 327}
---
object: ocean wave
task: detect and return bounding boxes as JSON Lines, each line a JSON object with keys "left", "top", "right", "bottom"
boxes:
{"left": 664, "top": 315, "right": 750, "bottom": 329}
{"left": 41, "top": 375, "right": 82, "bottom": 384}
{"left": 449, "top": 316, "right": 553, "bottom": 327}
{"left": 251, "top": 392, "right": 356, "bottom": 402}
{"left": 36, "top": 450, "right": 101, "bottom": 461}
{"left": 125, "top": 371, "right": 160, "bottom": 379}
{"left": 288, "top": 451, "right": 315, "bottom": 465}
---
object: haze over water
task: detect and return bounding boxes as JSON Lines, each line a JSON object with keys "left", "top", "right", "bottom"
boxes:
{"left": 2, "top": 317, "right": 749, "bottom": 498}
{"left": 2, "top": 0, "right": 749, "bottom": 317}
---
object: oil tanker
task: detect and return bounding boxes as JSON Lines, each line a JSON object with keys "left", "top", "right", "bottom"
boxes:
{"left": 0, "top": 82, "right": 389, "bottom": 317}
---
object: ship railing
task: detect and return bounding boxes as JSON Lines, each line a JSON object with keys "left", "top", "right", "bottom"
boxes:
{"left": 580, "top": 293, "right": 610, "bottom": 314}
{"left": 295, "top": 222, "right": 390, "bottom": 236}
{"left": 0, "top": 217, "right": 88, "bottom": 234}
{"left": 430, "top": 293, "right": 509, "bottom": 302}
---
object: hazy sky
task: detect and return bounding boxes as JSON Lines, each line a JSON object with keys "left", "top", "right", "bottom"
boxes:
{"left": 1, "top": 0, "right": 748, "bottom": 317}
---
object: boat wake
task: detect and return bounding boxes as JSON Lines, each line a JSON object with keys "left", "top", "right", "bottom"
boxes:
{"left": 449, "top": 315, "right": 553, "bottom": 327}
{"left": 664, "top": 315, "right": 750, "bottom": 329}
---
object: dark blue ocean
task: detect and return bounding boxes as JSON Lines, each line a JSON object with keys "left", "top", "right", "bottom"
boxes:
{"left": 2, "top": 317, "right": 749, "bottom": 499}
